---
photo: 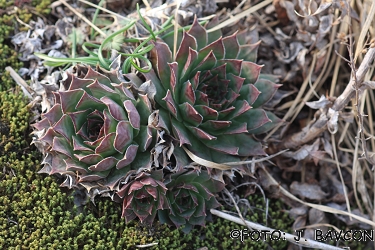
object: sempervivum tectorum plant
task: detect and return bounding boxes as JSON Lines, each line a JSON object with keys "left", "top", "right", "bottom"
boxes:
{"left": 158, "top": 169, "right": 225, "bottom": 233}
{"left": 116, "top": 170, "right": 169, "bottom": 224}
{"left": 144, "top": 18, "right": 281, "bottom": 163}
{"left": 32, "top": 65, "right": 154, "bottom": 193}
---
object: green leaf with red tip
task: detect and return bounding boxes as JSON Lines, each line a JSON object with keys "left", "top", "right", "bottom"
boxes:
{"left": 51, "top": 136, "right": 73, "bottom": 158}
{"left": 210, "top": 63, "right": 227, "bottom": 79}
{"left": 162, "top": 89, "right": 178, "bottom": 119}
{"left": 223, "top": 100, "right": 251, "bottom": 120}
{"left": 78, "top": 169, "right": 111, "bottom": 182}
{"left": 136, "top": 94, "right": 153, "bottom": 124}
{"left": 72, "top": 136, "right": 94, "bottom": 152}
{"left": 219, "top": 59, "right": 242, "bottom": 75}
{"left": 102, "top": 109, "right": 117, "bottom": 135}
{"left": 39, "top": 128, "right": 59, "bottom": 146}
{"left": 172, "top": 119, "right": 192, "bottom": 146}
{"left": 75, "top": 91, "right": 106, "bottom": 111}
{"left": 59, "top": 89, "right": 84, "bottom": 113}
{"left": 134, "top": 125, "right": 153, "bottom": 152}
{"left": 252, "top": 78, "right": 281, "bottom": 108}
{"left": 205, "top": 17, "right": 222, "bottom": 43}
{"left": 100, "top": 96, "right": 127, "bottom": 121}
{"left": 180, "top": 47, "right": 198, "bottom": 81}
{"left": 179, "top": 81, "right": 196, "bottom": 105}
{"left": 216, "top": 120, "right": 248, "bottom": 135}
{"left": 223, "top": 32, "right": 240, "bottom": 59}
{"left": 179, "top": 102, "right": 203, "bottom": 127}
{"left": 234, "top": 109, "right": 271, "bottom": 131}
{"left": 248, "top": 111, "right": 282, "bottom": 134}
{"left": 151, "top": 41, "right": 172, "bottom": 89}
{"left": 123, "top": 100, "right": 140, "bottom": 129}
{"left": 95, "top": 132, "right": 117, "bottom": 157}
{"left": 190, "top": 70, "right": 200, "bottom": 91}
{"left": 187, "top": 17, "right": 207, "bottom": 50}
{"left": 64, "top": 158, "right": 89, "bottom": 173}
{"left": 176, "top": 32, "right": 197, "bottom": 75}
{"left": 87, "top": 79, "right": 121, "bottom": 104}
{"left": 194, "top": 105, "right": 218, "bottom": 121}
{"left": 116, "top": 144, "right": 139, "bottom": 169}
{"left": 240, "top": 61, "right": 262, "bottom": 85}
{"left": 198, "top": 37, "right": 225, "bottom": 61}
{"left": 143, "top": 69, "right": 168, "bottom": 110}
{"left": 199, "top": 120, "right": 231, "bottom": 131}
{"left": 88, "top": 157, "right": 117, "bottom": 171}
{"left": 186, "top": 125, "right": 216, "bottom": 141}
{"left": 238, "top": 83, "right": 261, "bottom": 105}
{"left": 32, "top": 117, "right": 51, "bottom": 131}
{"left": 84, "top": 66, "right": 112, "bottom": 86}
{"left": 111, "top": 82, "right": 136, "bottom": 101}
{"left": 43, "top": 104, "right": 63, "bottom": 126}
{"left": 53, "top": 114, "right": 75, "bottom": 142}
{"left": 68, "top": 77, "right": 92, "bottom": 91}
{"left": 204, "top": 133, "right": 265, "bottom": 156}
{"left": 227, "top": 73, "right": 245, "bottom": 94}
{"left": 114, "top": 121, "right": 133, "bottom": 153}
{"left": 239, "top": 41, "right": 261, "bottom": 62}
{"left": 194, "top": 90, "right": 209, "bottom": 106}
{"left": 194, "top": 51, "right": 217, "bottom": 73}
{"left": 69, "top": 109, "right": 93, "bottom": 133}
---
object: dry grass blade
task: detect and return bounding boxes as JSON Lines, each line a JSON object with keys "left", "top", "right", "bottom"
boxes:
{"left": 206, "top": 0, "right": 272, "bottom": 32}
{"left": 354, "top": 0, "right": 375, "bottom": 61}
{"left": 77, "top": 0, "right": 128, "bottom": 20}
{"left": 282, "top": 47, "right": 375, "bottom": 149}
{"left": 331, "top": 134, "right": 351, "bottom": 217}
{"left": 183, "top": 147, "right": 288, "bottom": 170}
{"left": 5, "top": 66, "right": 33, "bottom": 99}
{"left": 57, "top": 0, "right": 106, "bottom": 37}
{"left": 210, "top": 209, "right": 344, "bottom": 250}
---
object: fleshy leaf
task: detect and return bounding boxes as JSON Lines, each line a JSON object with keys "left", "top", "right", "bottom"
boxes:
{"left": 179, "top": 102, "right": 203, "bottom": 127}
{"left": 88, "top": 157, "right": 117, "bottom": 171}
{"left": 101, "top": 96, "right": 127, "bottom": 121}
{"left": 114, "top": 121, "right": 133, "bottom": 153}
{"left": 43, "top": 104, "right": 63, "bottom": 126}
{"left": 124, "top": 100, "right": 140, "bottom": 130}
{"left": 176, "top": 32, "right": 197, "bottom": 76}
{"left": 240, "top": 61, "right": 262, "bottom": 85}
{"left": 234, "top": 109, "right": 271, "bottom": 131}
{"left": 187, "top": 17, "right": 207, "bottom": 50}
{"left": 252, "top": 79, "right": 282, "bottom": 108}
{"left": 222, "top": 32, "right": 240, "bottom": 59}
{"left": 95, "top": 132, "right": 117, "bottom": 157}
{"left": 59, "top": 89, "right": 84, "bottom": 113}
{"left": 116, "top": 144, "right": 139, "bottom": 169}
{"left": 248, "top": 111, "right": 282, "bottom": 134}
{"left": 151, "top": 41, "right": 172, "bottom": 90}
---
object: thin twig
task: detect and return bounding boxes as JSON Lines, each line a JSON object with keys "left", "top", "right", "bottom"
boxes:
{"left": 282, "top": 47, "right": 375, "bottom": 149}
{"left": 5, "top": 67, "right": 33, "bottom": 99}
{"left": 57, "top": 0, "right": 106, "bottom": 37}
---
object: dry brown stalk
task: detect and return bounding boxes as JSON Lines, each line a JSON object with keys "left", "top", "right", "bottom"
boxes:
{"left": 281, "top": 47, "right": 375, "bottom": 149}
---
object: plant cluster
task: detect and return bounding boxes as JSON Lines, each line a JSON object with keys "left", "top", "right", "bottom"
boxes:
{"left": 32, "top": 17, "right": 281, "bottom": 232}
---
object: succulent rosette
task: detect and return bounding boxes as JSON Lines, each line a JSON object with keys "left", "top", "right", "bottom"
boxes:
{"left": 144, "top": 18, "right": 281, "bottom": 163}
{"left": 158, "top": 169, "right": 225, "bottom": 233}
{"left": 33, "top": 65, "right": 154, "bottom": 192}
{"left": 116, "top": 171, "right": 169, "bottom": 224}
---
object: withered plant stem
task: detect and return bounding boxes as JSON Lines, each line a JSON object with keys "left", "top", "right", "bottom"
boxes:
{"left": 281, "top": 47, "right": 375, "bottom": 149}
